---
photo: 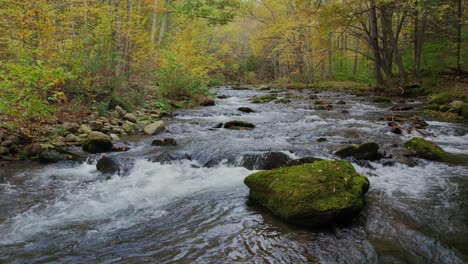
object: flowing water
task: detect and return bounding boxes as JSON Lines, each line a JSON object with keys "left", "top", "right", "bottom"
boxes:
{"left": 0, "top": 86, "right": 467, "bottom": 263}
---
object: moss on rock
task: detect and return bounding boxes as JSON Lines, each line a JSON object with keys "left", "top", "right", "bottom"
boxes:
{"left": 404, "top": 137, "right": 447, "bottom": 161}
{"left": 249, "top": 95, "right": 277, "bottom": 103}
{"left": 224, "top": 120, "right": 255, "bottom": 130}
{"left": 427, "top": 93, "right": 452, "bottom": 105}
{"left": 335, "top": 142, "right": 381, "bottom": 161}
{"left": 244, "top": 160, "right": 370, "bottom": 227}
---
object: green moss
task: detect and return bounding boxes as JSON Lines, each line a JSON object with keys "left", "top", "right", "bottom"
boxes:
{"left": 249, "top": 94, "right": 277, "bottom": 103}
{"left": 274, "top": 98, "right": 291, "bottom": 104}
{"left": 372, "top": 96, "right": 391, "bottom": 103}
{"left": 244, "top": 160, "right": 369, "bottom": 227}
{"left": 404, "top": 137, "right": 447, "bottom": 161}
{"left": 427, "top": 92, "right": 452, "bottom": 105}
{"left": 223, "top": 120, "right": 255, "bottom": 130}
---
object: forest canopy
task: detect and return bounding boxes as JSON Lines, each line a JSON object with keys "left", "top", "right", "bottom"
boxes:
{"left": 0, "top": 0, "right": 466, "bottom": 131}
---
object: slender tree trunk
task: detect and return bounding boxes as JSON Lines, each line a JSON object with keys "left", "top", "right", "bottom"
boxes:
{"left": 353, "top": 37, "right": 360, "bottom": 77}
{"left": 456, "top": 0, "right": 462, "bottom": 74}
{"left": 369, "top": 0, "right": 385, "bottom": 85}
{"left": 157, "top": 0, "right": 169, "bottom": 48}
{"left": 150, "top": 0, "right": 158, "bottom": 46}
{"left": 327, "top": 49, "right": 333, "bottom": 80}
{"left": 413, "top": 0, "right": 426, "bottom": 78}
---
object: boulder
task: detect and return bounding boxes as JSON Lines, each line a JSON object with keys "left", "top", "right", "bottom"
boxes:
{"left": 427, "top": 92, "right": 452, "bottom": 105}
{"left": 144, "top": 121, "right": 166, "bottom": 135}
{"left": 212, "top": 123, "right": 223, "bottom": 129}
{"left": 404, "top": 137, "right": 447, "bottom": 161}
{"left": 82, "top": 131, "right": 113, "bottom": 153}
{"left": 314, "top": 104, "right": 333, "bottom": 110}
{"left": 275, "top": 98, "right": 291, "bottom": 104}
{"left": 224, "top": 120, "right": 255, "bottom": 130}
{"left": 249, "top": 95, "right": 277, "bottom": 103}
{"left": 316, "top": 137, "right": 327, "bottom": 142}
{"left": 62, "top": 122, "right": 79, "bottom": 134}
{"left": 88, "top": 121, "right": 104, "bottom": 131}
{"left": 448, "top": 100, "right": 464, "bottom": 113}
{"left": 152, "top": 138, "right": 177, "bottom": 146}
{"left": 244, "top": 160, "right": 370, "bottom": 227}
{"left": 122, "top": 121, "right": 137, "bottom": 135}
{"left": 64, "top": 134, "right": 81, "bottom": 143}
{"left": 336, "top": 100, "right": 347, "bottom": 105}
{"left": 283, "top": 157, "right": 322, "bottom": 167}
{"left": 335, "top": 142, "right": 382, "bottom": 161}
{"left": 124, "top": 113, "right": 137, "bottom": 123}
{"left": 24, "top": 143, "right": 85, "bottom": 163}
{"left": 237, "top": 107, "right": 255, "bottom": 113}
{"left": 96, "top": 156, "right": 120, "bottom": 175}
{"left": 0, "top": 146, "right": 9, "bottom": 155}
{"left": 200, "top": 98, "right": 215, "bottom": 106}
{"left": 79, "top": 124, "right": 92, "bottom": 134}
{"left": 240, "top": 152, "right": 291, "bottom": 170}
{"left": 115, "top": 105, "right": 127, "bottom": 117}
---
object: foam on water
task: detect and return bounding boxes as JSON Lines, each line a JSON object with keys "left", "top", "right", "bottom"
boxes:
{"left": 0, "top": 160, "right": 252, "bottom": 245}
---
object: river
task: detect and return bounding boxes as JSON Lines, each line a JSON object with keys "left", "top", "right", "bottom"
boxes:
{"left": 0, "top": 86, "right": 467, "bottom": 263}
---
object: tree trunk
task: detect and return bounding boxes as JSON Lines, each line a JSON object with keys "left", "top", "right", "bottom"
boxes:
{"left": 157, "top": 0, "right": 169, "bottom": 48}
{"left": 456, "top": 0, "right": 462, "bottom": 74}
{"left": 413, "top": 0, "right": 426, "bottom": 78}
{"left": 353, "top": 37, "right": 360, "bottom": 77}
{"left": 150, "top": 0, "right": 158, "bottom": 46}
{"left": 369, "top": 0, "right": 385, "bottom": 85}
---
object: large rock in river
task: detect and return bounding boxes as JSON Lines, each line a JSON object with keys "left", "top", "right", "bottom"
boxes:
{"left": 244, "top": 160, "right": 370, "bottom": 227}
{"left": 404, "top": 137, "right": 447, "bottom": 161}
{"left": 144, "top": 121, "right": 166, "bottom": 135}
{"left": 224, "top": 120, "right": 255, "bottom": 130}
{"left": 335, "top": 142, "right": 381, "bottom": 161}
{"left": 82, "top": 131, "right": 113, "bottom": 153}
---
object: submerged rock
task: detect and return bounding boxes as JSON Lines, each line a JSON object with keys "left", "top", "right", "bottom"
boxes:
{"left": 244, "top": 160, "right": 370, "bottom": 227}
{"left": 224, "top": 120, "right": 255, "bottom": 130}
{"left": 237, "top": 107, "right": 255, "bottom": 113}
{"left": 152, "top": 138, "right": 177, "bottom": 146}
{"left": 82, "top": 131, "right": 113, "bottom": 153}
{"left": 96, "top": 156, "right": 120, "bottom": 175}
{"left": 335, "top": 142, "right": 382, "bottom": 161}
{"left": 249, "top": 95, "right": 277, "bottom": 103}
{"left": 372, "top": 97, "right": 391, "bottom": 103}
{"left": 24, "top": 143, "right": 85, "bottom": 163}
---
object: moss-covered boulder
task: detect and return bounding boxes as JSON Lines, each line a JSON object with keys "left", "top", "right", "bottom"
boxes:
{"left": 427, "top": 92, "right": 452, "bottom": 105}
{"left": 404, "top": 137, "right": 447, "bottom": 161}
{"left": 244, "top": 160, "right": 370, "bottom": 227}
{"left": 82, "top": 131, "right": 113, "bottom": 153}
{"left": 335, "top": 142, "right": 381, "bottom": 161}
{"left": 249, "top": 95, "right": 277, "bottom": 103}
{"left": 224, "top": 120, "right": 255, "bottom": 130}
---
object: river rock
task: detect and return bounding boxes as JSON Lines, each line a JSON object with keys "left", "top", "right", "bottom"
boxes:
{"left": 237, "top": 107, "right": 255, "bottom": 113}
{"left": 314, "top": 104, "right": 333, "bottom": 110}
{"left": 115, "top": 105, "right": 127, "bottom": 117}
{"left": 96, "top": 156, "right": 120, "bottom": 175}
{"left": 335, "top": 142, "right": 382, "bottom": 161}
{"left": 24, "top": 143, "right": 84, "bottom": 163}
{"left": 249, "top": 95, "right": 277, "bottom": 103}
{"left": 124, "top": 113, "right": 137, "bottom": 123}
{"left": 448, "top": 100, "right": 464, "bottom": 113}
{"left": 427, "top": 93, "right": 452, "bottom": 105}
{"left": 389, "top": 105, "right": 413, "bottom": 111}
{"left": 79, "top": 124, "right": 92, "bottom": 134}
{"left": 240, "top": 152, "right": 291, "bottom": 170}
{"left": 200, "top": 98, "right": 215, "bottom": 106}
{"left": 144, "top": 121, "right": 166, "bottom": 135}
{"left": 65, "top": 133, "right": 81, "bottom": 143}
{"left": 89, "top": 121, "right": 104, "bottom": 131}
{"left": 244, "top": 160, "right": 370, "bottom": 227}
{"left": 224, "top": 120, "right": 255, "bottom": 130}
{"left": 152, "top": 138, "right": 177, "bottom": 146}
{"left": 283, "top": 157, "right": 322, "bottom": 167}
{"left": 82, "top": 131, "right": 113, "bottom": 153}
{"left": 336, "top": 100, "right": 346, "bottom": 105}
{"left": 0, "top": 146, "right": 9, "bottom": 155}
{"left": 122, "top": 121, "right": 137, "bottom": 135}
{"left": 62, "top": 122, "right": 79, "bottom": 134}
{"left": 404, "top": 137, "right": 447, "bottom": 161}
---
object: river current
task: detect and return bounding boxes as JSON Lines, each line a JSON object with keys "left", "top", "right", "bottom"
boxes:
{"left": 0, "top": 86, "right": 467, "bottom": 263}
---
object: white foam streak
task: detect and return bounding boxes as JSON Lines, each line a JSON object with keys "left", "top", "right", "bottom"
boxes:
{"left": 0, "top": 160, "right": 252, "bottom": 244}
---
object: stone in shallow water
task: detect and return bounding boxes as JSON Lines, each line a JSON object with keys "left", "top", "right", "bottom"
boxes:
{"left": 335, "top": 142, "right": 382, "bottom": 161}
{"left": 152, "top": 138, "right": 177, "bottom": 146}
{"left": 244, "top": 160, "right": 369, "bottom": 227}
{"left": 223, "top": 120, "right": 255, "bottom": 130}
